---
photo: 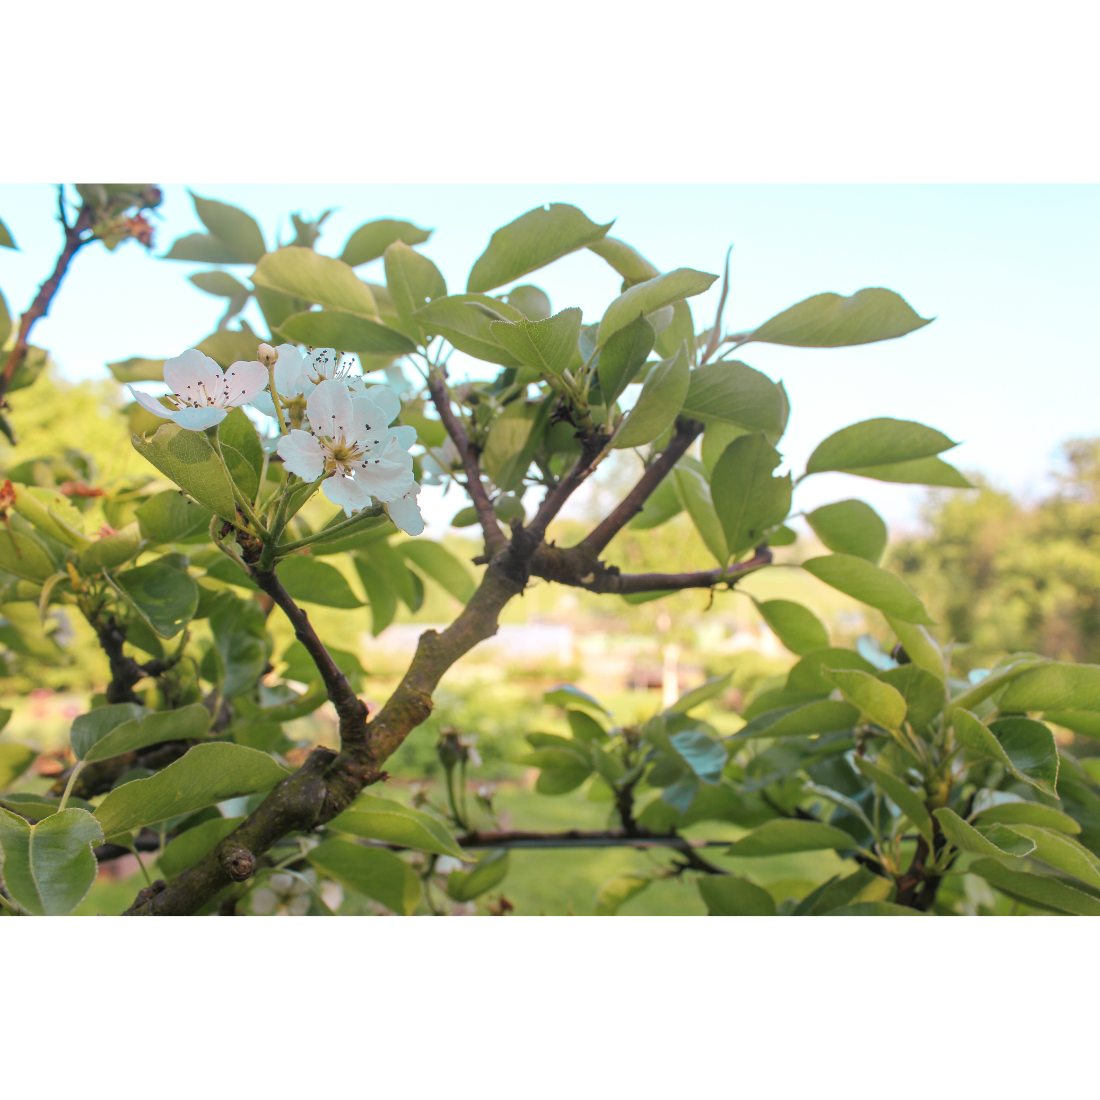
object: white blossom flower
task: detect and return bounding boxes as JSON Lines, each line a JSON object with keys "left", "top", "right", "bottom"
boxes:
{"left": 386, "top": 481, "right": 425, "bottom": 535}
{"left": 276, "top": 379, "right": 415, "bottom": 515}
{"left": 129, "top": 349, "right": 269, "bottom": 431}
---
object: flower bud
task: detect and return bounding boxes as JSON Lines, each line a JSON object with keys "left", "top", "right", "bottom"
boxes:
{"left": 257, "top": 343, "right": 279, "bottom": 368}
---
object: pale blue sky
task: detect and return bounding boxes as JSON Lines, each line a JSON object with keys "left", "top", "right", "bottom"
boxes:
{"left": 2, "top": 184, "right": 1097, "bottom": 529}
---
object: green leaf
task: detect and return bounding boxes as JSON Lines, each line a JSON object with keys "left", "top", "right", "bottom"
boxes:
{"left": 711, "top": 433, "right": 792, "bottom": 557}
{"left": 0, "top": 216, "right": 17, "bottom": 250}
{"left": 11, "top": 485, "right": 87, "bottom": 548}
{"left": 786, "top": 646, "right": 877, "bottom": 694}
{"left": 0, "top": 793, "right": 93, "bottom": 821}
{"left": 275, "top": 556, "right": 362, "bottom": 609}
{"left": 587, "top": 236, "right": 660, "bottom": 284}
{"left": 446, "top": 849, "right": 510, "bottom": 902}
{"left": 81, "top": 703, "right": 211, "bottom": 764}
{"left": 670, "top": 730, "right": 727, "bottom": 784}
{"left": 974, "top": 802, "right": 1080, "bottom": 835}
{"left": 839, "top": 455, "right": 973, "bottom": 488}
{"left": 481, "top": 399, "right": 551, "bottom": 492}
{"left": 806, "top": 418, "right": 958, "bottom": 476}
{"left": 0, "top": 526, "right": 58, "bottom": 584}
{"left": 162, "top": 233, "right": 243, "bottom": 264}
{"left": 877, "top": 665, "right": 945, "bottom": 731}
{"left": 969, "top": 857, "right": 1100, "bottom": 915}
{"left": 196, "top": 327, "right": 264, "bottom": 370}
{"left": 852, "top": 757, "right": 934, "bottom": 844}
{"left": 612, "top": 343, "right": 691, "bottom": 450}
{"left": 726, "top": 819, "right": 855, "bottom": 857}
{"left": 189, "top": 270, "right": 249, "bottom": 298}
{"left": 112, "top": 560, "right": 198, "bottom": 639}
{"left": 360, "top": 539, "right": 420, "bottom": 612}
{"left": 341, "top": 218, "right": 432, "bottom": 267}
{"left": 79, "top": 534, "right": 139, "bottom": 573}
{"left": 327, "top": 794, "right": 466, "bottom": 859}
{"left": 383, "top": 240, "right": 447, "bottom": 328}
{"left": 654, "top": 299, "right": 695, "bottom": 361}
{"left": 794, "top": 867, "right": 892, "bottom": 915}
{"left": 468, "top": 204, "right": 613, "bottom": 293}
{"left": 399, "top": 541, "right": 475, "bottom": 603}
{"left": 598, "top": 268, "right": 717, "bottom": 345}
{"left": 70, "top": 703, "right": 142, "bottom": 760}
{"left": 672, "top": 464, "right": 727, "bottom": 565}
{"left": 544, "top": 684, "right": 609, "bottom": 716}
{"left": 954, "top": 709, "right": 1059, "bottom": 796}
{"left": 0, "top": 742, "right": 38, "bottom": 792}
{"left": 593, "top": 873, "right": 650, "bottom": 915}
{"left": 754, "top": 599, "right": 829, "bottom": 656}
{"left": 412, "top": 294, "right": 525, "bottom": 366}
{"left": 353, "top": 557, "right": 397, "bottom": 637}
{"left": 885, "top": 616, "right": 947, "bottom": 683}
{"left": 801, "top": 554, "right": 934, "bottom": 625}
{"left": 0, "top": 807, "right": 103, "bottom": 915}
{"left": 697, "top": 874, "right": 777, "bottom": 915}
{"left": 134, "top": 491, "right": 212, "bottom": 545}
{"left": 107, "top": 357, "right": 165, "bottom": 383}
{"left": 1044, "top": 712, "right": 1100, "bottom": 738}
{"left": 567, "top": 710, "right": 608, "bottom": 744}
{"left": 943, "top": 658, "right": 1048, "bottom": 722}
{"left": 667, "top": 673, "right": 732, "bottom": 715}
{"left": 218, "top": 407, "right": 264, "bottom": 481}
{"left": 998, "top": 662, "right": 1100, "bottom": 713}
{"left": 806, "top": 499, "right": 887, "bottom": 564}
{"left": 502, "top": 284, "right": 552, "bottom": 320}
{"left": 596, "top": 314, "right": 655, "bottom": 406}
{"left": 1006, "top": 824, "right": 1100, "bottom": 890}
{"left": 489, "top": 308, "right": 583, "bottom": 377}
{"left": 277, "top": 310, "right": 416, "bottom": 356}
{"left": 730, "top": 699, "right": 860, "bottom": 741}
{"left": 308, "top": 838, "right": 420, "bottom": 914}
{"left": 252, "top": 247, "right": 377, "bottom": 317}
{"left": 158, "top": 815, "right": 243, "bottom": 880}
{"left": 825, "top": 668, "right": 907, "bottom": 730}
{"left": 746, "top": 288, "right": 932, "bottom": 347}
{"left": 132, "top": 422, "right": 238, "bottom": 523}
{"left": 629, "top": 476, "right": 682, "bottom": 530}
{"left": 933, "top": 807, "right": 1036, "bottom": 858}
{"left": 190, "top": 192, "right": 266, "bottom": 263}
{"left": 535, "top": 761, "right": 593, "bottom": 795}
{"left": 93, "top": 743, "right": 289, "bottom": 837}
{"left": 987, "top": 717, "right": 1060, "bottom": 796}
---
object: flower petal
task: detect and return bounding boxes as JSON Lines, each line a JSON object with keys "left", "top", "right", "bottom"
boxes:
{"left": 128, "top": 386, "right": 173, "bottom": 419}
{"left": 363, "top": 384, "right": 400, "bottom": 425}
{"left": 306, "top": 379, "right": 355, "bottom": 440}
{"left": 379, "top": 434, "right": 415, "bottom": 471}
{"left": 171, "top": 406, "right": 227, "bottom": 431}
{"left": 277, "top": 429, "right": 326, "bottom": 480}
{"left": 390, "top": 425, "right": 417, "bottom": 452}
{"left": 163, "top": 349, "right": 224, "bottom": 404}
{"left": 350, "top": 395, "right": 393, "bottom": 451}
{"left": 386, "top": 485, "right": 424, "bottom": 535}
{"left": 273, "top": 345, "right": 307, "bottom": 395}
{"left": 356, "top": 453, "right": 415, "bottom": 502}
{"left": 322, "top": 473, "right": 375, "bottom": 516}
{"left": 250, "top": 391, "right": 278, "bottom": 418}
{"left": 221, "top": 360, "right": 270, "bottom": 407}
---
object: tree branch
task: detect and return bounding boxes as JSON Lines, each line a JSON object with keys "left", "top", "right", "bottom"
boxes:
{"left": 577, "top": 419, "right": 703, "bottom": 557}
{"left": 531, "top": 544, "right": 773, "bottom": 594}
{"left": 426, "top": 372, "right": 505, "bottom": 555}
{"left": 522, "top": 431, "right": 610, "bottom": 549}
{"left": 252, "top": 566, "right": 369, "bottom": 746}
{"left": 0, "top": 195, "right": 94, "bottom": 405}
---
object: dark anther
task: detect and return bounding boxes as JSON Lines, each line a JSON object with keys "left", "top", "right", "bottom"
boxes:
{"left": 223, "top": 846, "right": 256, "bottom": 882}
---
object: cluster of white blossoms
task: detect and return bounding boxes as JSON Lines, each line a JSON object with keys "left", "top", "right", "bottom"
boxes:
{"left": 129, "top": 344, "right": 423, "bottom": 535}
